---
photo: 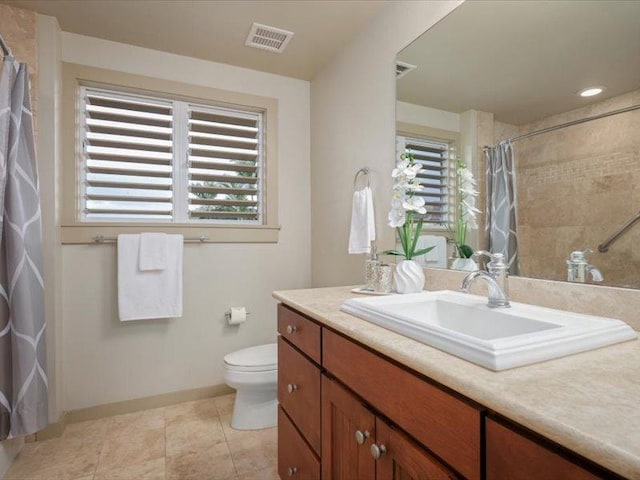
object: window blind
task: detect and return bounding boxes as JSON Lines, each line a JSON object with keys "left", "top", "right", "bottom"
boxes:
{"left": 187, "top": 105, "right": 262, "bottom": 222}
{"left": 399, "top": 136, "right": 452, "bottom": 227}
{"left": 82, "top": 88, "right": 174, "bottom": 220}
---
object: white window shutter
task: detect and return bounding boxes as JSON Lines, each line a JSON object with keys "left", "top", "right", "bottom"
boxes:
{"left": 187, "top": 105, "right": 262, "bottom": 223}
{"left": 81, "top": 87, "right": 174, "bottom": 221}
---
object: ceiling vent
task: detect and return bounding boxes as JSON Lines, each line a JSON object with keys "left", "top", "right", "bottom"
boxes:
{"left": 245, "top": 23, "right": 294, "bottom": 53}
{"left": 396, "top": 61, "right": 417, "bottom": 79}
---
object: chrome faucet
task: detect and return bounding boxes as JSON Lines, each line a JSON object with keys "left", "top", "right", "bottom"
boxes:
{"left": 460, "top": 251, "right": 510, "bottom": 308}
{"left": 566, "top": 250, "right": 603, "bottom": 283}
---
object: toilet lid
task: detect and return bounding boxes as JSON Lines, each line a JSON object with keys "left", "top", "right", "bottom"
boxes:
{"left": 224, "top": 343, "right": 277, "bottom": 372}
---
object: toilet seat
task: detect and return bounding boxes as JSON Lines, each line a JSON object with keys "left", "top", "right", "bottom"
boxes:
{"left": 224, "top": 343, "right": 277, "bottom": 373}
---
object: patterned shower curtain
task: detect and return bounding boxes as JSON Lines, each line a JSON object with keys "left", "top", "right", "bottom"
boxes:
{"left": 0, "top": 57, "right": 48, "bottom": 440}
{"left": 484, "top": 142, "right": 520, "bottom": 275}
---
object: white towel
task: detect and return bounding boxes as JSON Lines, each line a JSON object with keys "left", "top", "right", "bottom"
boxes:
{"left": 348, "top": 186, "right": 376, "bottom": 254}
{"left": 139, "top": 233, "right": 167, "bottom": 271}
{"left": 415, "top": 235, "right": 448, "bottom": 268}
{"left": 118, "top": 234, "right": 183, "bottom": 321}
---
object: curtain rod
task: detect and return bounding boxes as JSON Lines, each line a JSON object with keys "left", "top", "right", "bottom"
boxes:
{"left": 485, "top": 104, "right": 640, "bottom": 149}
{"left": 0, "top": 32, "right": 12, "bottom": 58}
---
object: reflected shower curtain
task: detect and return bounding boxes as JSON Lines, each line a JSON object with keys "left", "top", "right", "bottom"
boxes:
{"left": 484, "top": 142, "right": 520, "bottom": 275}
{"left": 0, "top": 58, "right": 48, "bottom": 440}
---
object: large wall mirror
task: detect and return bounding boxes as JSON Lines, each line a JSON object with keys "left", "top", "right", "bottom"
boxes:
{"left": 396, "top": 0, "right": 640, "bottom": 289}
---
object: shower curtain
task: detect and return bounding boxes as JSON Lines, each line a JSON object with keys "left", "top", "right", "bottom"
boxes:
{"left": 484, "top": 142, "right": 520, "bottom": 275}
{"left": 0, "top": 57, "right": 48, "bottom": 440}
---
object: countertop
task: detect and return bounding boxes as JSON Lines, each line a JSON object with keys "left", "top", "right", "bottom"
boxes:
{"left": 273, "top": 286, "right": 640, "bottom": 479}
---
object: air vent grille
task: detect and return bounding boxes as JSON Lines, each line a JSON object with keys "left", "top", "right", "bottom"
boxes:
{"left": 396, "top": 61, "right": 417, "bottom": 79}
{"left": 245, "top": 23, "right": 294, "bottom": 53}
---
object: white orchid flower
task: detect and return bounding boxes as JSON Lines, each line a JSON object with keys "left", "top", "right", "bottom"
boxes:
{"left": 403, "top": 163, "right": 422, "bottom": 180}
{"left": 402, "top": 196, "right": 427, "bottom": 215}
{"left": 407, "top": 180, "right": 423, "bottom": 192}
{"left": 462, "top": 199, "right": 481, "bottom": 217}
{"left": 392, "top": 159, "right": 410, "bottom": 178}
{"left": 388, "top": 208, "right": 406, "bottom": 228}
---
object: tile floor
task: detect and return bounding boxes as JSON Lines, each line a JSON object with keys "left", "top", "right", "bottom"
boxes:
{"left": 5, "top": 394, "right": 278, "bottom": 480}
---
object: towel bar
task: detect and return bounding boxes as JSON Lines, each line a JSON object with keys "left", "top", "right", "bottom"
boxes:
{"left": 92, "top": 234, "right": 210, "bottom": 244}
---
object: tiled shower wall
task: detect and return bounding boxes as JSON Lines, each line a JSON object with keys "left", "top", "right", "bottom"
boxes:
{"left": 0, "top": 4, "right": 38, "bottom": 126}
{"left": 496, "top": 89, "right": 640, "bottom": 288}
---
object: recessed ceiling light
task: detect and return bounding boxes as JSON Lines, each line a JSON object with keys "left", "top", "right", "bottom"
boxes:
{"left": 578, "top": 86, "right": 605, "bottom": 97}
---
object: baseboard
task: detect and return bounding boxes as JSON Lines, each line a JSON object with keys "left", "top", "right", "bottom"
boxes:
{"left": 34, "top": 384, "right": 234, "bottom": 441}
{"left": 33, "top": 413, "right": 67, "bottom": 441}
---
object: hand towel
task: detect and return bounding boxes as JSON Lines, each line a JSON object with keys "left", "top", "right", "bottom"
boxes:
{"left": 415, "top": 235, "right": 448, "bottom": 268}
{"left": 348, "top": 186, "right": 376, "bottom": 254}
{"left": 118, "top": 234, "right": 183, "bottom": 321}
{"left": 139, "top": 232, "right": 167, "bottom": 271}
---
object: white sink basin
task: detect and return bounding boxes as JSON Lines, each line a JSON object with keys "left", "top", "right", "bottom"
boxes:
{"left": 341, "top": 291, "right": 637, "bottom": 371}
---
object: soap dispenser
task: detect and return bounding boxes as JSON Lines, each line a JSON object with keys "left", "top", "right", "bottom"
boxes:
{"left": 566, "top": 249, "right": 603, "bottom": 283}
{"left": 365, "top": 242, "right": 380, "bottom": 291}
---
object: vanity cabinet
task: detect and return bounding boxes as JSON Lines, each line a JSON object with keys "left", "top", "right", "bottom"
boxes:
{"left": 322, "top": 375, "right": 457, "bottom": 480}
{"left": 277, "top": 303, "right": 622, "bottom": 480}
{"left": 486, "top": 417, "right": 601, "bottom": 480}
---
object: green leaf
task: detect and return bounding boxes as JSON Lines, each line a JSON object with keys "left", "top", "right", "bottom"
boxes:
{"left": 381, "top": 250, "right": 405, "bottom": 256}
{"left": 409, "top": 218, "right": 423, "bottom": 259}
{"left": 458, "top": 244, "right": 474, "bottom": 258}
{"left": 412, "top": 246, "right": 435, "bottom": 257}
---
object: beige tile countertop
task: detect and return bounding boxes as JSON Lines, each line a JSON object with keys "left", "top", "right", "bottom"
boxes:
{"left": 273, "top": 286, "right": 640, "bottom": 480}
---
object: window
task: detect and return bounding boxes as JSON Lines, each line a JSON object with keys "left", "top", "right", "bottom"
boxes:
{"left": 61, "top": 63, "right": 279, "bottom": 244}
{"left": 80, "top": 87, "right": 263, "bottom": 224}
{"left": 396, "top": 135, "right": 454, "bottom": 228}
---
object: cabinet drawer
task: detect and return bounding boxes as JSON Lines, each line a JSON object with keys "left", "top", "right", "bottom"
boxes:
{"left": 279, "top": 407, "right": 320, "bottom": 480}
{"left": 486, "top": 418, "right": 601, "bottom": 480}
{"left": 278, "top": 304, "right": 322, "bottom": 364}
{"left": 278, "top": 336, "right": 322, "bottom": 454}
{"left": 323, "top": 330, "right": 482, "bottom": 480}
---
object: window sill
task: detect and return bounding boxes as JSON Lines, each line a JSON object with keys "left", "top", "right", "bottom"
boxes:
{"left": 61, "top": 223, "right": 281, "bottom": 245}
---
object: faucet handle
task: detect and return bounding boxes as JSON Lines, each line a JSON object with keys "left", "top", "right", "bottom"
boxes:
{"left": 473, "top": 250, "right": 506, "bottom": 265}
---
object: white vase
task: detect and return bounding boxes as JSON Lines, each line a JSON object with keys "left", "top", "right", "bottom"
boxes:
{"left": 451, "top": 258, "right": 478, "bottom": 272}
{"left": 394, "top": 260, "right": 425, "bottom": 294}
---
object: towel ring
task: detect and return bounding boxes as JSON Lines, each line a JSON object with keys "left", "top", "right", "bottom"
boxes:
{"left": 354, "top": 168, "right": 370, "bottom": 188}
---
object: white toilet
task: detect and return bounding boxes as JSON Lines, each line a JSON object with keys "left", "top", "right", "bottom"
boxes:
{"left": 223, "top": 343, "right": 278, "bottom": 430}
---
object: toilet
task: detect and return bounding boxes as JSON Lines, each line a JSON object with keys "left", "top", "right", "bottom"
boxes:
{"left": 223, "top": 343, "right": 277, "bottom": 430}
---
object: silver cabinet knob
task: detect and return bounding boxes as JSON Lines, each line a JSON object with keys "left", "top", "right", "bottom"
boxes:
{"left": 370, "top": 443, "right": 387, "bottom": 459}
{"left": 287, "top": 466, "right": 298, "bottom": 476}
{"left": 286, "top": 325, "right": 297, "bottom": 334}
{"left": 287, "top": 383, "right": 298, "bottom": 393}
{"left": 355, "top": 430, "right": 370, "bottom": 445}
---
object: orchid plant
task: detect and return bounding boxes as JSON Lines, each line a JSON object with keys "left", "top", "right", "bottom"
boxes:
{"left": 382, "top": 152, "right": 434, "bottom": 260}
{"left": 447, "top": 158, "right": 481, "bottom": 259}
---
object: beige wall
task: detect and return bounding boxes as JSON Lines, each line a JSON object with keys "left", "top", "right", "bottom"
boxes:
{"left": 0, "top": 5, "right": 39, "bottom": 475}
{"left": 310, "top": 0, "right": 463, "bottom": 287}
{"left": 494, "top": 90, "right": 640, "bottom": 287}
{"left": 59, "top": 33, "right": 311, "bottom": 410}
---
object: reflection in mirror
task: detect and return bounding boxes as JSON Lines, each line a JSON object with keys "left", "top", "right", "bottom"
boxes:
{"left": 396, "top": 0, "right": 640, "bottom": 289}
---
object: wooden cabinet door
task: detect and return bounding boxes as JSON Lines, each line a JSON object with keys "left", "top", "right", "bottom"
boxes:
{"left": 375, "top": 418, "right": 458, "bottom": 480}
{"left": 322, "top": 375, "right": 376, "bottom": 480}
{"left": 486, "top": 418, "right": 601, "bottom": 480}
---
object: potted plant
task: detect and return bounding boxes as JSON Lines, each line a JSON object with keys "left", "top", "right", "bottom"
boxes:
{"left": 448, "top": 158, "right": 480, "bottom": 271}
{"left": 383, "top": 152, "right": 434, "bottom": 293}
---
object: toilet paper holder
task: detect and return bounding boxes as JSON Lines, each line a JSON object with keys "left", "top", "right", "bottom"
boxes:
{"left": 225, "top": 308, "right": 251, "bottom": 322}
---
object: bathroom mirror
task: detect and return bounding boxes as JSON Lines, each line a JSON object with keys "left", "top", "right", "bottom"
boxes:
{"left": 396, "top": 0, "right": 640, "bottom": 289}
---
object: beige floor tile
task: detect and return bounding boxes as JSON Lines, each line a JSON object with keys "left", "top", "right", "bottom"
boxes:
{"left": 165, "top": 398, "right": 218, "bottom": 425}
{"left": 63, "top": 418, "right": 109, "bottom": 445}
{"left": 166, "top": 443, "right": 236, "bottom": 480}
{"left": 96, "top": 427, "right": 165, "bottom": 473}
{"left": 226, "top": 427, "right": 277, "bottom": 475}
{"left": 165, "top": 412, "right": 226, "bottom": 457}
{"left": 213, "top": 394, "right": 236, "bottom": 417}
{"left": 94, "top": 457, "right": 165, "bottom": 480}
{"left": 5, "top": 437, "right": 102, "bottom": 480}
{"left": 106, "top": 408, "right": 165, "bottom": 438}
{"left": 237, "top": 465, "right": 279, "bottom": 480}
